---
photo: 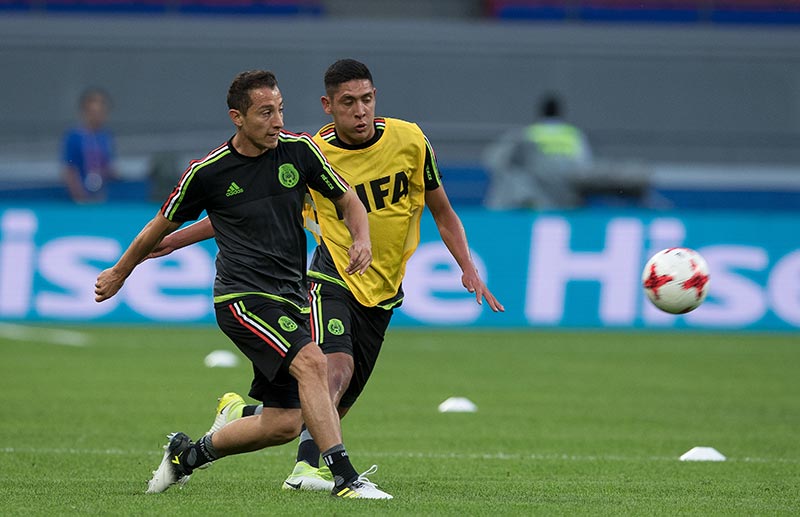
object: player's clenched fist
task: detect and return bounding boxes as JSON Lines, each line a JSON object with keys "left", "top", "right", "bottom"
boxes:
{"left": 95, "top": 267, "right": 126, "bottom": 302}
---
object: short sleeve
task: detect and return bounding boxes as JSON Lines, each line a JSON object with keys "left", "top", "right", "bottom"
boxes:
{"left": 160, "top": 164, "right": 207, "bottom": 223}
{"left": 298, "top": 133, "right": 350, "bottom": 199}
{"left": 62, "top": 130, "right": 81, "bottom": 167}
{"left": 422, "top": 134, "right": 443, "bottom": 191}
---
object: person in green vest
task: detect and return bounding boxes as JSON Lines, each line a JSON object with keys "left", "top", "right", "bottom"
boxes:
{"left": 483, "top": 93, "right": 594, "bottom": 209}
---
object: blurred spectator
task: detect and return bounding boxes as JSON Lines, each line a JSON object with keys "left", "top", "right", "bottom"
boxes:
{"left": 61, "top": 87, "right": 119, "bottom": 203}
{"left": 483, "top": 93, "right": 656, "bottom": 209}
{"left": 482, "top": 93, "right": 594, "bottom": 209}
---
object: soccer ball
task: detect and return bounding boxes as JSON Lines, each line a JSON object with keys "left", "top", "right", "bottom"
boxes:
{"left": 642, "top": 248, "right": 710, "bottom": 314}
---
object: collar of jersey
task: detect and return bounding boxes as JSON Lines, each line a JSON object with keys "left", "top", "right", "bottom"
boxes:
{"left": 327, "top": 121, "right": 384, "bottom": 151}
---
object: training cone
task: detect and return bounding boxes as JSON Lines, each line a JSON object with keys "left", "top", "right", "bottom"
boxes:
{"left": 204, "top": 350, "right": 239, "bottom": 368}
{"left": 679, "top": 446, "right": 726, "bottom": 462}
{"left": 438, "top": 396, "right": 478, "bottom": 413}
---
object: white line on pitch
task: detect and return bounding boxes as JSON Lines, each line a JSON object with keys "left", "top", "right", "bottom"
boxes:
{"left": 1, "top": 446, "right": 796, "bottom": 464}
{"left": 0, "top": 323, "right": 89, "bottom": 346}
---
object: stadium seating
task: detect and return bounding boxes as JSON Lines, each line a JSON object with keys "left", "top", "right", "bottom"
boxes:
{"left": 711, "top": 0, "right": 800, "bottom": 23}
{"left": 3, "top": 0, "right": 799, "bottom": 22}
{"left": 484, "top": 0, "right": 800, "bottom": 24}
{"left": 0, "top": 0, "right": 324, "bottom": 15}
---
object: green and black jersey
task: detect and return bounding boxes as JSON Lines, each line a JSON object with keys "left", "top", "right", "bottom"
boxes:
{"left": 162, "top": 132, "right": 349, "bottom": 311}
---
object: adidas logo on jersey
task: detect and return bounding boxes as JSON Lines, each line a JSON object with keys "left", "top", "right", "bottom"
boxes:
{"left": 226, "top": 182, "right": 244, "bottom": 197}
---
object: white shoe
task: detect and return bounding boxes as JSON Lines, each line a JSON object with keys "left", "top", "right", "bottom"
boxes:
{"left": 206, "top": 392, "right": 246, "bottom": 435}
{"left": 282, "top": 461, "right": 335, "bottom": 491}
{"left": 146, "top": 432, "right": 193, "bottom": 494}
{"left": 332, "top": 465, "right": 393, "bottom": 499}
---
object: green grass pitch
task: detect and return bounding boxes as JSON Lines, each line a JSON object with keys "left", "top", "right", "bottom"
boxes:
{"left": 1, "top": 326, "right": 798, "bottom": 515}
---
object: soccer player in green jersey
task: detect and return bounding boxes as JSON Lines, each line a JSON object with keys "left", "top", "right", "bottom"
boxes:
{"left": 148, "top": 59, "right": 504, "bottom": 492}
{"left": 95, "top": 69, "right": 392, "bottom": 499}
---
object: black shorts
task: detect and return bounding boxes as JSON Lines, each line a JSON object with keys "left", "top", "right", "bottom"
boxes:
{"left": 215, "top": 295, "right": 312, "bottom": 409}
{"left": 308, "top": 281, "right": 393, "bottom": 408}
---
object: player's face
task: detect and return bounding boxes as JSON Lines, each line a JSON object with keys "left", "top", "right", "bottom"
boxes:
{"left": 230, "top": 86, "right": 284, "bottom": 156}
{"left": 322, "top": 79, "right": 376, "bottom": 146}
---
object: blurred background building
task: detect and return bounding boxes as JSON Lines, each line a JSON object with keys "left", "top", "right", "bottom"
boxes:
{"left": 1, "top": 0, "right": 799, "bottom": 209}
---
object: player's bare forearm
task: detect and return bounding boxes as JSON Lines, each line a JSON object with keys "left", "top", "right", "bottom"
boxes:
{"left": 147, "top": 216, "right": 214, "bottom": 260}
{"left": 96, "top": 212, "right": 180, "bottom": 302}
{"left": 333, "top": 190, "right": 372, "bottom": 275}
{"left": 428, "top": 189, "right": 505, "bottom": 312}
{"left": 445, "top": 234, "right": 505, "bottom": 312}
{"left": 437, "top": 214, "right": 472, "bottom": 271}
{"left": 427, "top": 188, "right": 473, "bottom": 272}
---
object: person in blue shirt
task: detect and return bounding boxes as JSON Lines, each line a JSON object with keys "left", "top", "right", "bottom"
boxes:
{"left": 61, "top": 88, "right": 118, "bottom": 203}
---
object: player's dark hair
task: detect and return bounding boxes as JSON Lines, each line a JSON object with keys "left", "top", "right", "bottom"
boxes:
{"left": 324, "top": 59, "right": 373, "bottom": 95}
{"left": 228, "top": 70, "right": 278, "bottom": 113}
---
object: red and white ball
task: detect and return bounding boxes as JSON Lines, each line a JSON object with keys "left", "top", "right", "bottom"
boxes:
{"left": 642, "top": 248, "right": 710, "bottom": 314}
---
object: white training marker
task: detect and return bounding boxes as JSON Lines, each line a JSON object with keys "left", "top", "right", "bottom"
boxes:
{"left": 203, "top": 350, "right": 239, "bottom": 368}
{"left": 438, "top": 396, "right": 478, "bottom": 413}
{"left": 679, "top": 446, "right": 726, "bottom": 462}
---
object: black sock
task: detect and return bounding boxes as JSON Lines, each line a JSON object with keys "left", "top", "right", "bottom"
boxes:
{"left": 322, "top": 444, "right": 358, "bottom": 488}
{"left": 182, "top": 434, "right": 219, "bottom": 471}
{"left": 296, "top": 426, "right": 321, "bottom": 467}
{"left": 242, "top": 404, "right": 259, "bottom": 417}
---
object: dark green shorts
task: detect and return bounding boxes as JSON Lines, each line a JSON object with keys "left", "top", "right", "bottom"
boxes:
{"left": 215, "top": 295, "right": 312, "bottom": 408}
{"left": 308, "top": 281, "right": 393, "bottom": 408}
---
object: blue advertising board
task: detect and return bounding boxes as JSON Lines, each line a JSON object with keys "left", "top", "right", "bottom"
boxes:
{"left": 1, "top": 203, "right": 798, "bottom": 331}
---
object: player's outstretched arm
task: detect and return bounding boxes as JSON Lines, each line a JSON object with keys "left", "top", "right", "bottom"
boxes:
{"left": 146, "top": 216, "right": 215, "bottom": 260}
{"left": 95, "top": 212, "right": 180, "bottom": 302}
{"left": 332, "top": 189, "right": 372, "bottom": 275}
{"left": 426, "top": 187, "right": 505, "bottom": 313}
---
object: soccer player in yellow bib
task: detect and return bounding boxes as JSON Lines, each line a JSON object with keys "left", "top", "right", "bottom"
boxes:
{"left": 150, "top": 59, "right": 504, "bottom": 492}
